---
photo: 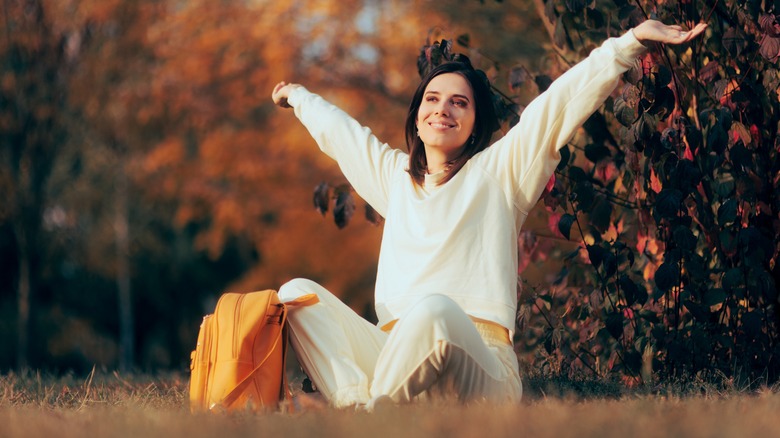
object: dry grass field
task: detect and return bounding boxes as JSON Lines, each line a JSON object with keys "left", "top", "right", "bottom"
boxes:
{"left": 1, "top": 371, "right": 779, "bottom": 438}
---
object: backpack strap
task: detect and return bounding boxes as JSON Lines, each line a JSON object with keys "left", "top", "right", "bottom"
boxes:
{"left": 284, "top": 293, "right": 320, "bottom": 307}
{"left": 215, "top": 293, "right": 319, "bottom": 411}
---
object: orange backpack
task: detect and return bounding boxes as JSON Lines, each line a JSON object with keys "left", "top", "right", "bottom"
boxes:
{"left": 189, "top": 289, "right": 317, "bottom": 412}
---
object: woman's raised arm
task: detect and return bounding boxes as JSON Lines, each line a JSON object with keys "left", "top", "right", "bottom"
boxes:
{"left": 270, "top": 81, "right": 406, "bottom": 217}
{"left": 632, "top": 21, "right": 708, "bottom": 45}
{"left": 473, "top": 20, "right": 706, "bottom": 213}
{"left": 271, "top": 81, "right": 302, "bottom": 109}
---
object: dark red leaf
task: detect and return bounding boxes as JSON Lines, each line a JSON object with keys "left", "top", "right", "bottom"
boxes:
{"left": 508, "top": 65, "right": 531, "bottom": 94}
{"left": 699, "top": 60, "right": 720, "bottom": 83}
{"left": 722, "top": 28, "right": 748, "bottom": 57}
{"left": 558, "top": 213, "right": 575, "bottom": 240}
{"left": 333, "top": 190, "right": 355, "bottom": 229}
{"left": 364, "top": 203, "right": 384, "bottom": 226}
{"left": 759, "top": 36, "right": 780, "bottom": 62}
{"left": 313, "top": 182, "right": 331, "bottom": 216}
{"left": 456, "top": 34, "right": 470, "bottom": 48}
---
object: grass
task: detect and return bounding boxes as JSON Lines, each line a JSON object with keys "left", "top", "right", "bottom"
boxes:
{"left": 1, "top": 370, "right": 779, "bottom": 438}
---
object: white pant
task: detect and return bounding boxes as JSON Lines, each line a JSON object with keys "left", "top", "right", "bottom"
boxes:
{"left": 278, "top": 278, "right": 523, "bottom": 407}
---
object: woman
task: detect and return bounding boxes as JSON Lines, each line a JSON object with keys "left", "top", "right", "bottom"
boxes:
{"left": 271, "top": 20, "right": 706, "bottom": 409}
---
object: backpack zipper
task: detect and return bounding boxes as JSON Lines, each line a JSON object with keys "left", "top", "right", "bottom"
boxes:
{"left": 233, "top": 294, "right": 245, "bottom": 358}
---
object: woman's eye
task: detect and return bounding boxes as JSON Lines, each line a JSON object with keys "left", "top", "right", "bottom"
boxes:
{"left": 426, "top": 96, "right": 437, "bottom": 102}
{"left": 453, "top": 100, "right": 466, "bottom": 107}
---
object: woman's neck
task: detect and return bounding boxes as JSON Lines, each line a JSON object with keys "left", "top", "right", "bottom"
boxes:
{"left": 424, "top": 149, "right": 455, "bottom": 174}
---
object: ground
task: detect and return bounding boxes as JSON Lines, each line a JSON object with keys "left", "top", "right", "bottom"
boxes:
{"left": 1, "top": 372, "right": 778, "bottom": 438}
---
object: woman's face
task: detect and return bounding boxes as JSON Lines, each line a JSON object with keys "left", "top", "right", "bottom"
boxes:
{"left": 416, "top": 72, "right": 476, "bottom": 161}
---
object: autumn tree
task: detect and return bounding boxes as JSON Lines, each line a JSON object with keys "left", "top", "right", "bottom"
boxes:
{"left": 0, "top": 0, "right": 73, "bottom": 370}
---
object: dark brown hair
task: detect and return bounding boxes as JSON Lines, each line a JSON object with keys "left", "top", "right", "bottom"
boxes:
{"left": 405, "top": 58, "right": 498, "bottom": 186}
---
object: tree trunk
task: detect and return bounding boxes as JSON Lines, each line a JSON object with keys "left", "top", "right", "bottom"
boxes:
{"left": 16, "top": 234, "right": 30, "bottom": 371}
{"left": 115, "top": 166, "right": 133, "bottom": 372}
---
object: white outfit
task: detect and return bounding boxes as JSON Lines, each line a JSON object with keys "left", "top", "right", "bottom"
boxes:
{"left": 279, "top": 30, "right": 647, "bottom": 407}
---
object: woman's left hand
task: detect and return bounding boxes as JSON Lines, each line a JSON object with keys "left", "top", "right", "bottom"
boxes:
{"left": 632, "top": 20, "right": 708, "bottom": 45}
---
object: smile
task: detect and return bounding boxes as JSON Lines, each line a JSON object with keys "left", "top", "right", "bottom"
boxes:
{"left": 429, "top": 122, "right": 455, "bottom": 129}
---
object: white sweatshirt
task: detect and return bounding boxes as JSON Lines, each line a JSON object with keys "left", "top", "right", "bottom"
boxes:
{"left": 288, "top": 31, "right": 647, "bottom": 333}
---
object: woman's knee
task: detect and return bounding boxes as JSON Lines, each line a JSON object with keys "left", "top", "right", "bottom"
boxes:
{"left": 278, "top": 278, "right": 322, "bottom": 302}
{"left": 404, "top": 294, "right": 463, "bottom": 324}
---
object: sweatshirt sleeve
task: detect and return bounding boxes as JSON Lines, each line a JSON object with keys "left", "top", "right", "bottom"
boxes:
{"left": 287, "top": 87, "right": 407, "bottom": 217}
{"left": 474, "top": 30, "right": 647, "bottom": 213}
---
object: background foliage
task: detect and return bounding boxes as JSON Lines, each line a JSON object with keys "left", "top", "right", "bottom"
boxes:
{"left": 0, "top": 0, "right": 777, "bottom": 388}
{"left": 0, "top": 0, "right": 546, "bottom": 373}
{"left": 500, "top": 0, "right": 780, "bottom": 386}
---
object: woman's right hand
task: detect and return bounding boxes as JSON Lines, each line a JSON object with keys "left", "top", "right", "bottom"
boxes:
{"left": 272, "top": 81, "right": 302, "bottom": 108}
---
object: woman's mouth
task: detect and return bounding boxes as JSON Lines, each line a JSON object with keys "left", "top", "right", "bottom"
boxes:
{"left": 429, "top": 122, "right": 454, "bottom": 129}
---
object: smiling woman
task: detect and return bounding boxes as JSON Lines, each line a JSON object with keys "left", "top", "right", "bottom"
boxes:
{"left": 270, "top": 19, "right": 706, "bottom": 410}
{"left": 404, "top": 59, "right": 497, "bottom": 186}
{"left": 415, "top": 74, "right": 476, "bottom": 171}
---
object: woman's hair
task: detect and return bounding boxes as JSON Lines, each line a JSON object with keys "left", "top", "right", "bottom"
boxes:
{"left": 405, "top": 56, "right": 499, "bottom": 187}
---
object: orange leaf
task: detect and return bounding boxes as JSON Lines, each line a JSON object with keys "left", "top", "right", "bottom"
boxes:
{"left": 649, "top": 168, "right": 663, "bottom": 194}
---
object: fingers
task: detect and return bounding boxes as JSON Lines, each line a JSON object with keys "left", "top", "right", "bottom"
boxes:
{"left": 679, "top": 23, "right": 707, "bottom": 43}
{"left": 663, "top": 22, "right": 707, "bottom": 45}
{"left": 272, "top": 81, "right": 292, "bottom": 108}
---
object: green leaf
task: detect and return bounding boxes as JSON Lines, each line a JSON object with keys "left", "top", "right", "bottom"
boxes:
{"left": 672, "top": 225, "right": 697, "bottom": 251}
{"left": 703, "top": 288, "right": 726, "bottom": 306}
{"left": 655, "top": 261, "right": 678, "bottom": 292}
{"left": 714, "top": 168, "right": 735, "bottom": 198}
{"left": 685, "top": 254, "right": 707, "bottom": 281}
{"left": 654, "top": 189, "right": 683, "bottom": 219}
{"left": 558, "top": 213, "right": 576, "bottom": 240}
{"left": 671, "top": 159, "right": 702, "bottom": 196}
{"left": 717, "top": 198, "right": 738, "bottom": 226}
{"left": 619, "top": 274, "right": 639, "bottom": 306}
{"left": 719, "top": 229, "right": 738, "bottom": 255}
{"left": 606, "top": 311, "right": 624, "bottom": 340}
{"left": 587, "top": 244, "right": 605, "bottom": 269}
{"left": 589, "top": 195, "right": 612, "bottom": 233}
{"left": 640, "top": 310, "right": 660, "bottom": 323}
{"left": 722, "top": 267, "right": 743, "bottom": 291}
{"left": 742, "top": 310, "right": 763, "bottom": 335}
{"left": 584, "top": 143, "right": 611, "bottom": 163}
{"left": 683, "top": 300, "right": 709, "bottom": 322}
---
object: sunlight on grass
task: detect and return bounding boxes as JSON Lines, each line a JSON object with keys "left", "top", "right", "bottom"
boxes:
{"left": 1, "top": 371, "right": 779, "bottom": 438}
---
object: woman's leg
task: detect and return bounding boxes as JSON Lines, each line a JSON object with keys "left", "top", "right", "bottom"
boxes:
{"left": 278, "top": 278, "right": 387, "bottom": 407}
{"left": 370, "top": 294, "right": 522, "bottom": 403}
